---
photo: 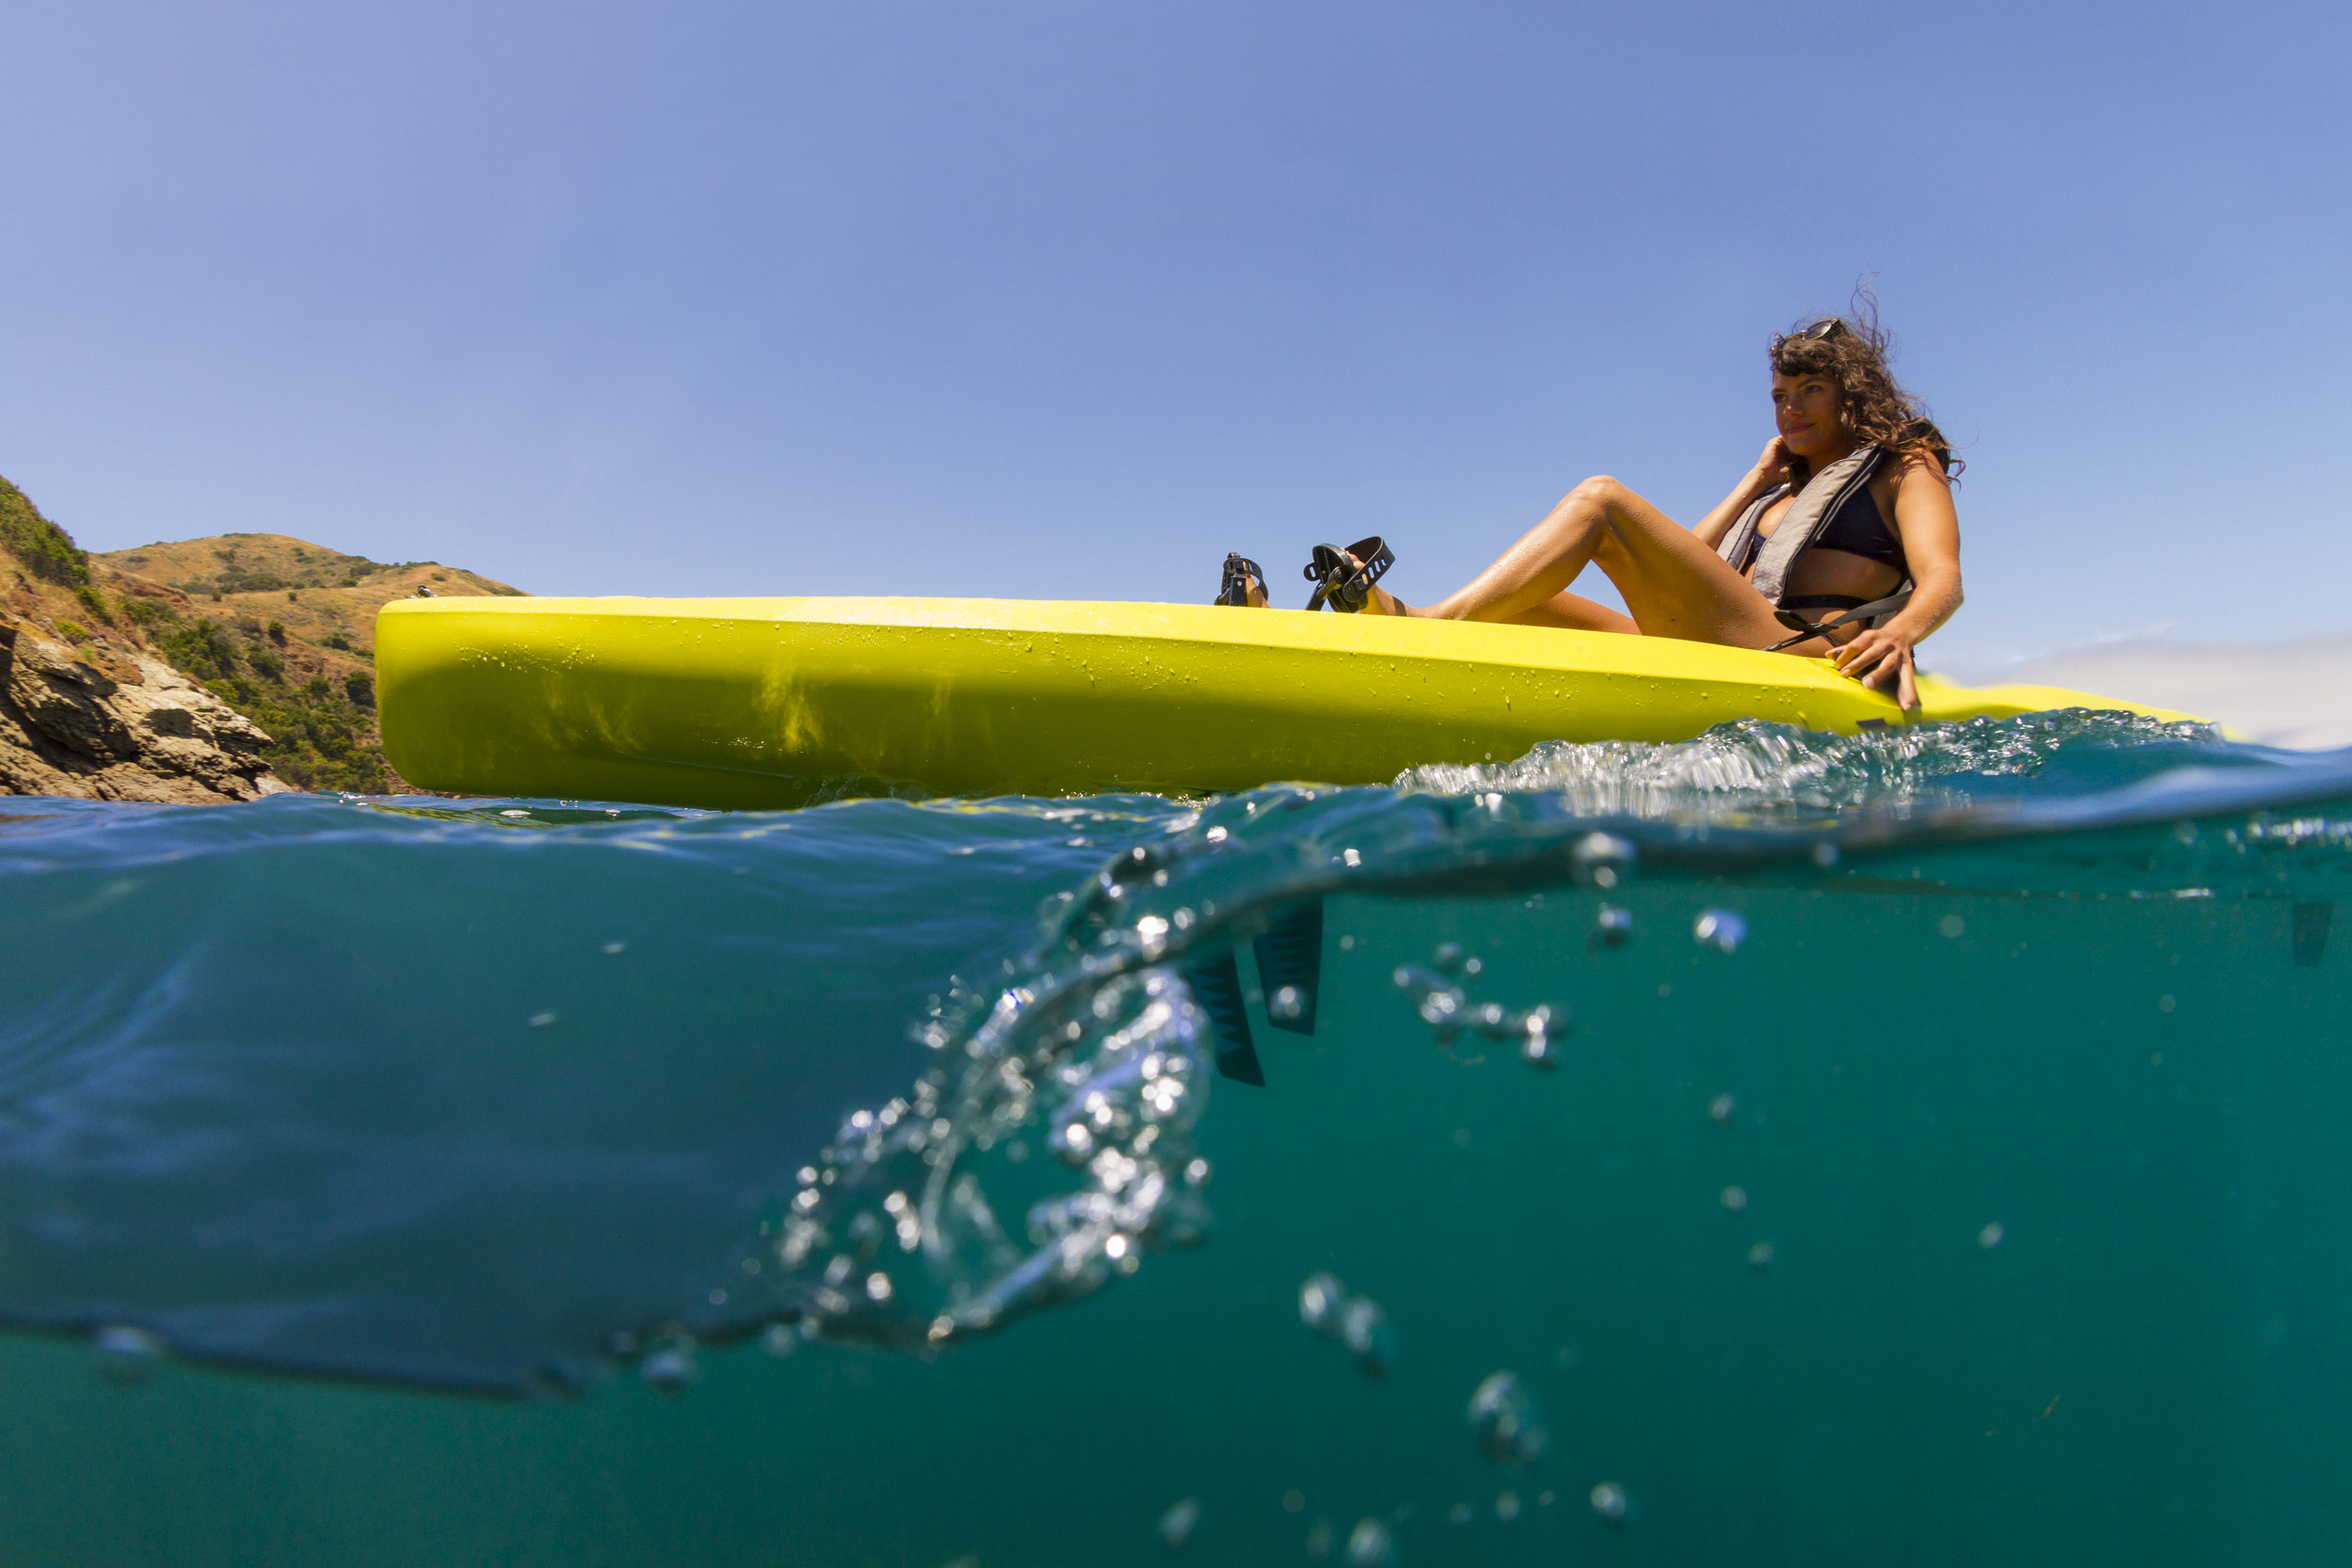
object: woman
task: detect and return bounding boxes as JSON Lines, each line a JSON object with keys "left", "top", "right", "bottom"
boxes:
{"left": 1222, "top": 314, "right": 1963, "bottom": 711}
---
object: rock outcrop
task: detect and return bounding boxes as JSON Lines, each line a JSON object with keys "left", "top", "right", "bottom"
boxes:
{"left": 0, "top": 616, "right": 285, "bottom": 802}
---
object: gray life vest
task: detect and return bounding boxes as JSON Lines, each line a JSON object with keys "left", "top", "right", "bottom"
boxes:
{"left": 1715, "top": 444, "right": 1905, "bottom": 613}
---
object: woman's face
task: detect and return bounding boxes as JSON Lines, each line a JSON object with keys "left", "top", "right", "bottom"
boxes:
{"left": 1772, "top": 371, "right": 1847, "bottom": 461}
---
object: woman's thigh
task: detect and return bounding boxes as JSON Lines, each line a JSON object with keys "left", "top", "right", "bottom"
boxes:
{"left": 1585, "top": 480, "right": 1814, "bottom": 650}
{"left": 1504, "top": 591, "right": 1639, "bottom": 634}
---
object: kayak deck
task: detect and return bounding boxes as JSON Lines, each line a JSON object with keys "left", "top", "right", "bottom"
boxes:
{"left": 375, "top": 596, "right": 2202, "bottom": 808}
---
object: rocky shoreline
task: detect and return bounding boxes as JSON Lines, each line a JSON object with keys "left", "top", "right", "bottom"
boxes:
{"left": 0, "top": 614, "right": 286, "bottom": 803}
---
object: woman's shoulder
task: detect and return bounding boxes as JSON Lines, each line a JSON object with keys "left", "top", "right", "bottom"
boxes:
{"left": 1882, "top": 444, "right": 1953, "bottom": 487}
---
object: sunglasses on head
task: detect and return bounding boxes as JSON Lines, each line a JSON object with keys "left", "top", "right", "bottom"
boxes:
{"left": 1803, "top": 318, "right": 1847, "bottom": 341}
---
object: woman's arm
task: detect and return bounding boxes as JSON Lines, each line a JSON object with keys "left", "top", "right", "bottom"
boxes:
{"left": 1831, "top": 451, "right": 1963, "bottom": 711}
{"left": 1691, "top": 437, "right": 1795, "bottom": 548}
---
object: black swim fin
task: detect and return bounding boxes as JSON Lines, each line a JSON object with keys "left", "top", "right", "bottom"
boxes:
{"left": 1184, "top": 947, "right": 1265, "bottom": 1085}
{"left": 1252, "top": 899, "right": 1323, "bottom": 1035}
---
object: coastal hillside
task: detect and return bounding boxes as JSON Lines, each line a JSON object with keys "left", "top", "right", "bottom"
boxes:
{"left": 1, "top": 471, "right": 528, "bottom": 798}
{"left": 85, "top": 534, "right": 529, "bottom": 794}
{"left": 2, "top": 476, "right": 280, "bottom": 801}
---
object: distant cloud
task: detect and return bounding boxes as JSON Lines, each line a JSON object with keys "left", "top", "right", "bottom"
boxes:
{"left": 1977, "top": 638, "right": 2352, "bottom": 751}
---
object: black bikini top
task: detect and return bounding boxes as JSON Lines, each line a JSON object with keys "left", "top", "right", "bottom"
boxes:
{"left": 1809, "top": 482, "right": 1907, "bottom": 577}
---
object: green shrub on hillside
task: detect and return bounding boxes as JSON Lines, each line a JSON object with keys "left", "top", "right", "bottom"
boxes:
{"left": 158, "top": 618, "right": 244, "bottom": 682}
{"left": 0, "top": 476, "right": 90, "bottom": 587}
{"left": 122, "top": 597, "right": 183, "bottom": 631}
{"left": 156, "top": 615, "right": 386, "bottom": 791}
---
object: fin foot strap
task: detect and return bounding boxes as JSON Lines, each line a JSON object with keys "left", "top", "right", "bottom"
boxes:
{"left": 1215, "top": 554, "right": 1265, "bottom": 608}
{"left": 1303, "top": 537, "right": 1394, "bottom": 612}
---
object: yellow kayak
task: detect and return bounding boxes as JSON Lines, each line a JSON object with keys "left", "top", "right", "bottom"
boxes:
{"left": 374, "top": 595, "right": 2201, "bottom": 808}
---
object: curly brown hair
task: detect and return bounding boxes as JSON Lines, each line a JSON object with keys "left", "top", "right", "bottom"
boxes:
{"left": 1769, "top": 300, "right": 1961, "bottom": 485}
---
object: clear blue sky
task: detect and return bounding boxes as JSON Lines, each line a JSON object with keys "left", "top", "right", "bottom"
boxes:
{"left": 4, "top": 0, "right": 2345, "bottom": 671}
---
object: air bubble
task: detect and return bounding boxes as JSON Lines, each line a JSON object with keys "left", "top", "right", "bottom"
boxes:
{"left": 1938, "top": 913, "right": 1965, "bottom": 939}
{"left": 1305, "top": 1517, "right": 1334, "bottom": 1560}
{"left": 527, "top": 1011, "right": 558, "bottom": 1028}
{"left": 1495, "top": 1490, "right": 1521, "bottom": 1524}
{"left": 1590, "top": 904, "right": 1632, "bottom": 948}
{"left": 1518, "top": 1006, "right": 1564, "bottom": 1070}
{"left": 1447, "top": 1503, "right": 1473, "bottom": 1526}
{"left": 601, "top": 940, "right": 627, "bottom": 955}
{"left": 1467, "top": 1370, "right": 1549, "bottom": 1465}
{"left": 1270, "top": 986, "right": 1306, "bottom": 1022}
{"left": 761, "top": 1323, "right": 799, "bottom": 1358}
{"left": 639, "top": 1344, "right": 701, "bottom": 1394}
{"left": 1708, "top": 1093, "right": 1737, "bottom": 1126}
{"left": 1979, "top": 1222, "right": 2005, "bottom": 1249}
{"left": 1157, "top": 1497, "right": 1200, "bottom": 1548}
{"left": 1591, "top": 1481, "right": 1629, "bottom": 1524}
{"left": 1299, "top": 1272, "right": 1348, "bottom": 1334}
{"left": 1434, "top": 942, "right": 1466, "bottom": 973}
{"left": 1282, "top": 1490, "right": 1306, "bottom": 1513}
{"left": 1343, "top": 1517, "right": 1396, "bottom": 1567}
{"left": 1339, "top": 1295, "right": 1396, "bottom": 1378}
{"left": 1720, "top": 1185, "right": 1748, "bottom": 1212}
{"left": 1693, "top": 909, "right": 1747, "bottom": 953}
{"left": 93, "top": 1324, "right": 166, "bottom": 1383}
{"left": 1572, "top": 832, "right": 1636, "bottom": 887}
{"left": 1747, "top": 1242, "right": 1776, "bottom": 1270}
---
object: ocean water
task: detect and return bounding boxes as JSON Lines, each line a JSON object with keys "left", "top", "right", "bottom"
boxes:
{"left": 3, "top": 713, "right": 2351, "bottom": 1565}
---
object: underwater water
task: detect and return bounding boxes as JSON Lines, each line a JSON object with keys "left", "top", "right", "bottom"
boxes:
{"left": 3, "top": 712, "right": 2350, "bottom": 1566}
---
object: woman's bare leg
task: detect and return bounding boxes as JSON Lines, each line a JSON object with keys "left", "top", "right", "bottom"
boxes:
{"left": 1368, "top": 476, "right": 1807, "bottom": 651}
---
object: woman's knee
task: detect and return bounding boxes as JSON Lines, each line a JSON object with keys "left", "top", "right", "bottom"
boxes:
{"left": 1557, "top": 474, "right": 1629, "bottom": 514}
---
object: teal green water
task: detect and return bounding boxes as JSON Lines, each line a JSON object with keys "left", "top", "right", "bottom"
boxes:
{"left": 2, "top": 715, "right": 2349, "bottom": 1564}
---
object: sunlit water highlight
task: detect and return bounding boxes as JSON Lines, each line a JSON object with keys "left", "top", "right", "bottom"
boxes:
{"left": 3, "top": 713, "right": 2350, "bottom": 1565}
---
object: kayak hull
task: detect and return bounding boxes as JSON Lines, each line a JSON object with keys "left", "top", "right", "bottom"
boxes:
{"left": 374, "top": 596, "right": 2201, "bottom": 807}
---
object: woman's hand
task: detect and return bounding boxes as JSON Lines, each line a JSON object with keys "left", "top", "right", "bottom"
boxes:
{"left": 1751, "top": 436, "right": 1795, "bottom": 492}
{"left": 1832, "top": 625, "right": 1919, "bottom": 711}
